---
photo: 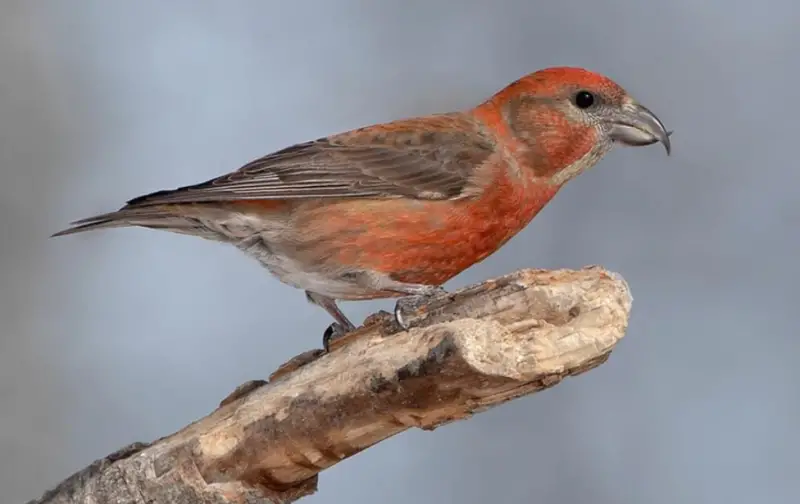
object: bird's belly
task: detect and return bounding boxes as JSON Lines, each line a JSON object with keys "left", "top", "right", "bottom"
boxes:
{"left": 235, "top": 230, "right": 376, "bottom": 299}
{"left": 281, "top": 188, "right": 555, "bottom": 290}
{"left": 346, "top": 203, "right": 532, "bottom": 285}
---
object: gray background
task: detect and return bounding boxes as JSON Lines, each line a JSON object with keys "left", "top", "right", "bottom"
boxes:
{"left": 2, "top": 1, "right": 798, "bottom": 502}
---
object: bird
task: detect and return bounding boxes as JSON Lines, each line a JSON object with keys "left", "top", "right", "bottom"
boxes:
{"left": 53, "top": 66, "right": 670, "bottom": 351}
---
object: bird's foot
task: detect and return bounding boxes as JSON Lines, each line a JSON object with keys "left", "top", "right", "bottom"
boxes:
{"left": 393, "top": 285, "right": 448, "bottom": 330}
{"left": 322, "top": 321, "right": 356, "bottom": 352}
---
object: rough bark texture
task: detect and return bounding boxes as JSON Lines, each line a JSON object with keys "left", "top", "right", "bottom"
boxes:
{"left": 28, "top": 266, "right": 633, "bottom": 504}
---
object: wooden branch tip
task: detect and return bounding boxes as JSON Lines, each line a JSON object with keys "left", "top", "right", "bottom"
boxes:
{"left": 31, "top": 266, "right": 633, "bottom": 504}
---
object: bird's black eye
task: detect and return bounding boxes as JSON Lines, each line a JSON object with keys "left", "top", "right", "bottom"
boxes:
{"left": 574, "top": 90, "right": 595, "bottom": 109}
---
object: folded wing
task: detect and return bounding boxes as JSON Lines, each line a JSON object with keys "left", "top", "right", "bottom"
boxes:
{"left": 126, "top": 113, "right": 496, "bottom": 206}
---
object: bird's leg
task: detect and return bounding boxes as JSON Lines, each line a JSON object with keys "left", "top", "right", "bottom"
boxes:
{"left": 305, "top": 291, "right": 356, "bottom": 352}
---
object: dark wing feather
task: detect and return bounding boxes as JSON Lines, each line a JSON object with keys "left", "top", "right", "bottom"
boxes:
{"left": 125, "top": 113, "right": 495, "bottom": 206}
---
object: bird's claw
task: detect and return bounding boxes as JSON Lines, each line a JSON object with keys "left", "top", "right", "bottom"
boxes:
{"left": 322, "top": 322, "right": 354, "bottom": 352}
{"left": 393, "top": 286, "right": 447, "bottom": 330}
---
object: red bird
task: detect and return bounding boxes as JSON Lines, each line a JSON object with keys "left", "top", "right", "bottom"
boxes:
{"left": 53, "top": 67, "right": 670, "bottom": 350}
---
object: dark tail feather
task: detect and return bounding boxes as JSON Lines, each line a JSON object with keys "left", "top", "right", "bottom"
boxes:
{"left": 50, "top": 207, "right": 196, "bottom": 238}
{"left": 51, "top": 217, "right": 121, "bottom": 237}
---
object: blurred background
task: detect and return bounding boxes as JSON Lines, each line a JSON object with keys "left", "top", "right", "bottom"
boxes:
{"left": 1, "top": 0, "right": 798, "bottom": 502}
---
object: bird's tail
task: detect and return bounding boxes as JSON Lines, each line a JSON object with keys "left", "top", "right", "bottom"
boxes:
{"left": 51, "top": 205, "right": 204, "bottom": 238}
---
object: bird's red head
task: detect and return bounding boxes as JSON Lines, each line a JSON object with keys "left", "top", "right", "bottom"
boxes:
{"left": 476, "top": 66, "right": 670, "bottom": 185}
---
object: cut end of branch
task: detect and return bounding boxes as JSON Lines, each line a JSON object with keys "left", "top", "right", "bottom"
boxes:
{"left": 32, "top": 266, "right": 633, "bottom": 504}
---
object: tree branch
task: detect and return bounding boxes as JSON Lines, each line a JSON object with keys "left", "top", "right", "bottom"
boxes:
{"left": 30, "top": 266, "right": 633, "bottom": 504}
